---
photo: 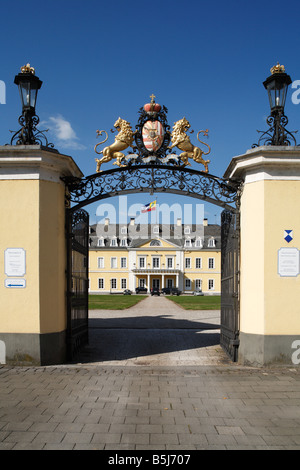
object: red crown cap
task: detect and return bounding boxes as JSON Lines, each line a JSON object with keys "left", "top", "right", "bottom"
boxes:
{"left": 144, "top": 94, "right": 161, "bottom": 113}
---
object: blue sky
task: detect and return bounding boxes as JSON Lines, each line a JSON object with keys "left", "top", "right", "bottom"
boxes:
{"left": 1, "top": 0, "right": 300, "bottom": 225}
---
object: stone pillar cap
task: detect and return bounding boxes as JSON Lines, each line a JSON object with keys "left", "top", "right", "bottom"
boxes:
{"left": 0, "top": 145, "right": 83, "bottom": 182}
{"left": 224, "top": 146, "right": 300, "bottom": 182}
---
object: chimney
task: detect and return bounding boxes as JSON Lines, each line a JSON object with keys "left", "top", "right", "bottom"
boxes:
{"left": 130, "top": 217, "right": 135, "bottom": 226}
{"left": 203, "top": 218, "right": 208, "bottom": 226}
{"left": 177, "top": 218, "right": 182, "bottom": 226}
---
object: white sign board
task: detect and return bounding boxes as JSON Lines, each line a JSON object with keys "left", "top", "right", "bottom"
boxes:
{"left": 278, "top": 247, "right": 300, "bottom": 277}
{"left": 4, "top": 278, "right": 26, "bottom": 288}
{"left": 4, "top": 248, "right": 26, "bottom": 277}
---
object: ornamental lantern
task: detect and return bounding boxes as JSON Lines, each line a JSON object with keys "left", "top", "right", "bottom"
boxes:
{"left": 10, "top": 64, "right": 53, "bottom": 148}
{"left": 253, "top": 63, "right": 297, "bottom": 147}
{"left": 14, "top": 63, "right": 42, "bottom": 114}
{"left": 263, "top": 63, "right": 292, "bottom": 115}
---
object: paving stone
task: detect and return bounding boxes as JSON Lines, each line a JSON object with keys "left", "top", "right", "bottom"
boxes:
{"left": 1, "top": 298, "right": 300, "bottom": 450}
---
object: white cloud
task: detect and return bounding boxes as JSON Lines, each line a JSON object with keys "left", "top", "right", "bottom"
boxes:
{"left": 42, "top": 114, "right": 86, "bottom": 150}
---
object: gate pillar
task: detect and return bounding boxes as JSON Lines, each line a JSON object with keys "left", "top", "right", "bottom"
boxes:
{"left": 224, "top": 146, "right": 300, "bottom": 365}
{"left": 0, "top": 145, "right": 82, "bottom": 365}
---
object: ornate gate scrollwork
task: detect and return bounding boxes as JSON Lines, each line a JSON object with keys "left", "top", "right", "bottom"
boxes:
{"left": 66, "top": 208, "right": 89, "bottom": 360}
{"left": 63, "top": 164, "right": 240, "bottom": 212}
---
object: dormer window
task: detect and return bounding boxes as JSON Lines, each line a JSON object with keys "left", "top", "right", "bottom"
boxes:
{"left": 121, "top": 227, "right": 127, "bottom": 234}
{"left": 185, "top": 239, "right": 191, "bottom": 247}
{"left": 110, "top": 238, "right": 117, "bottom": 247}
{"left": 97, "top": 238, "right": 104, "bottom": 247}
{"left": 184, "top": 226, "right": 191, "bottom": 234}
{"left": 208, "top": 238, "right": 215, "bottom": 248}
{"left": 195, "top": 238, "right": 203, "bottom": 247}
{"left": 120, "top": 238, "right": 127, "bottom": 247}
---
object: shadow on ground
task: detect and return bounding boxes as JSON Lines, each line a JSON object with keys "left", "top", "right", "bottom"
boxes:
{"left": 72, "top": 314, "right": 227, "bottom": 365}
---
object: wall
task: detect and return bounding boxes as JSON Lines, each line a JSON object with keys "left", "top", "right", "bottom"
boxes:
{"left": 0, "top": 146, "right": 83, "bottom": 365}
{"left": 224, "top": 147, "right": 300, "bottom": 365}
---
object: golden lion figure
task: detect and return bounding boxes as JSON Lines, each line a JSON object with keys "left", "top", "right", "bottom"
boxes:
{"left": 95, "top": 117, "right": 134, "bottom": 172}
{"left": 169, "top": 117, "right": 211, "bottom": 172}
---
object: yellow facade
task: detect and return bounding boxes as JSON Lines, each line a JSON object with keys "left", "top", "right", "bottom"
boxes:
{"left": 89, "top": 221, "right": 221, "bottom": 295}
{"left": 0, "top": 146, "right": 82, "bottom": 365}
{"left": 224, "top": 147, "right": 300, "bottom": 365}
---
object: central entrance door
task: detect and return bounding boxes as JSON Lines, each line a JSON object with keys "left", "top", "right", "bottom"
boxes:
{"left": 152, "top": 279, "right": 160, "bottom": 289}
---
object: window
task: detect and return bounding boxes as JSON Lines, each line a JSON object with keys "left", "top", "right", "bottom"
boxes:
{"left": 152, "top": 257, "right": 160, "bottom": 268}
{"left": 185, "top": 258, "right": 191, "bottom": 269}
{"left": 97, "top": 257, "right": 104, "bottom": 269}
{"left": 208, "top": 258, "right": 215, "bottom": 269}
{"left": 111, "top": 257, "right": 117, "bottom": 268}
{"left": 185, "top": 239, "right": 191, "bottom": 247}
{"left": 121, "top": 278, "right": 127, "bottom": 289}
{"left": 111, "top": 279, "right": 117, "bottom": 289}
{"left": 150, "top": 240, "right": 161, "bottom": 246}
{"left": 139, "top": 278, "right": 146, "bottom": 287}
{"left": 208, "top": 279, "right": 215, "bottom": 290}
{"left": 167, "top": 257, "right": 173, "bottom": 268}
{"left": 120, "top": 238, "right": 127, "bottom": 246}
{"left": 121, "top": 257, "right": 127, "bottom": 268}
{"left": 98, "top": 238, "right": 104, "bottom": 246}
{"left": 121, "top": 227, "right": 127, "bottom": 234}
{"left": 195, "top": 279, "right": 202, "bottom": 290}
{"left": 139, "top": 257, "right": 145, "bottom": 268}
{"left": 195, "top": 238, "right": 202, "bottom": 247}
{"left": 98, "top": 278, "right": 104, "bottom": 289}
{"left": 208, "top": 238, "right": 215, "bottom": 247}
{"left": 195, "top": 258, "right": 202, "bottom": 269}
{"left": 110, "top": 238, "right": 117, "bottom": 246}
{"left": 185, "top": 279, "right": 191, "bottom": 290}
{"left": 184, "top": 226, "right": 190, "bottom": 234}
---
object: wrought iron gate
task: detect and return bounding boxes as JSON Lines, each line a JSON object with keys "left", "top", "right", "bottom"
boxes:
{"left": 66, "top": 208, "right": 89, "bottom": 360}
{"left": 220, "top": 210, "right": 240, "bottom": 362}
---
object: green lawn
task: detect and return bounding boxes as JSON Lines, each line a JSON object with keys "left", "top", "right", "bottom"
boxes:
{"left": 89, "top": 294, "right": 147, "bottom": 310}
{"left": 166, "top": 295, "right": 221, "bottom": 310}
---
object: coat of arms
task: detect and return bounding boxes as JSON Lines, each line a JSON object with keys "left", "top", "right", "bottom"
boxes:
{"left": 94, "top": 94, "right": 211, "bottom": 173}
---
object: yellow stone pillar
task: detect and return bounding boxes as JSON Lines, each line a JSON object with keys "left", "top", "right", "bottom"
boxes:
{"left": 224, "top": 146, "right": 300, "bottom": 365}
{"left": 0, "top": 145, "right": 83, "bottom": 365}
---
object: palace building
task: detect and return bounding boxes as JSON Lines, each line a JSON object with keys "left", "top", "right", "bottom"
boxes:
{"left": 88, "top": 218, "right": 221, "bottom": 295}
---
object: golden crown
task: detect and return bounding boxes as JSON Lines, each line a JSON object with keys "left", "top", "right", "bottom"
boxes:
{"left": 270, "top": 62, "right": 285, "bottom": 74}
{"left": 21, "top": 63, "right": 35, "bottom": 75}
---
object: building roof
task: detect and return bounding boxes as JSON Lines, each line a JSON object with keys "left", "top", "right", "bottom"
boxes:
{"left": 89, "top": 221, "right": 220, "bottom": 251}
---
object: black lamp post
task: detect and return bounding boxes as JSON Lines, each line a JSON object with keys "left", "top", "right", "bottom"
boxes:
{"left": 253, "top": 63, "right": 297, "bottom": 147}
{"left": 10, "top": 64, "right": 53, "bottom": 148}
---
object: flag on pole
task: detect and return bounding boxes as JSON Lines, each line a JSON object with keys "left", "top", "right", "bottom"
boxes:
{"left": 141, "top": 200, "right": 156, "bottom": 213}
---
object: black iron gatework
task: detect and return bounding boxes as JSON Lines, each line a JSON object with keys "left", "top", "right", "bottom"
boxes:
{"left": 63, "top": 164, "right": 240, "bottom": 212}
{"left": 63, "top": 95, "right": 242, "bottom": 362}
{"left": 220, "top": 209, "right": 240, "bottom": 362}
{"left": 66, "top": 208, "right": 89, "bottom": 360}
{"left": 64, "top": 164, "right": 242, "bottom": 362}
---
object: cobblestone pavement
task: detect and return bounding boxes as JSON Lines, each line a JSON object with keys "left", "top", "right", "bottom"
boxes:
{"left": 1, "top": 296, "right": 300, "bottom": 450}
